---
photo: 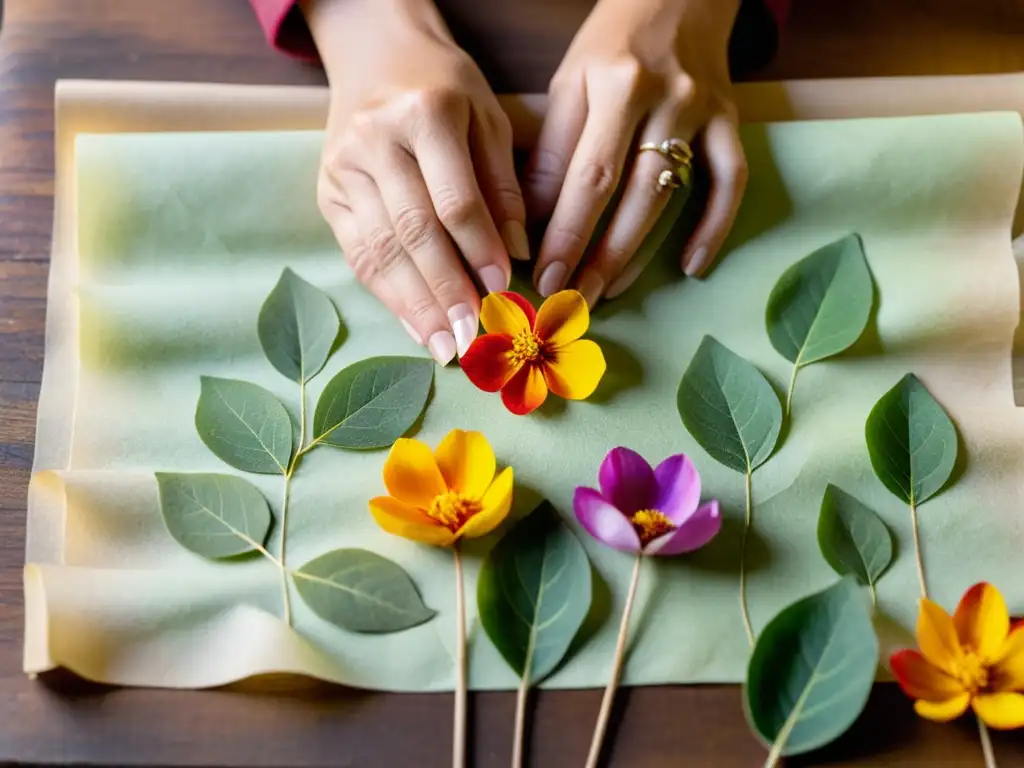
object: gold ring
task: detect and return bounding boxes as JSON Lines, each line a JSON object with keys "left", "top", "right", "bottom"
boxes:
{"left": 656, "top": 169, "right": 683, "bottom": 192}
{"left": 640, "top": 138, "right": 693, "bottom": 192}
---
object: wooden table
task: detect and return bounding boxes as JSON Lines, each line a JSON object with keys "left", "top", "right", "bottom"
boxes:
{"left": 2, "top": 1, "right": 1024, "bottom": 765}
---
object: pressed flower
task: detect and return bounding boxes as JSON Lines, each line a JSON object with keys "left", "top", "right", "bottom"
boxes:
{"left": 573, "top": 447, "right": 720, "bottom": 768}
{"left": 460, "top": 290, "right": 606, "bottom": 415}
{"left": 890, "top": 582, "right": 1024, "bottom": 730}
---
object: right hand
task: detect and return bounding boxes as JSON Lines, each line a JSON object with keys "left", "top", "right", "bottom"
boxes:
{"left": 302, "top": 0, "right": 529, "bottom": 364}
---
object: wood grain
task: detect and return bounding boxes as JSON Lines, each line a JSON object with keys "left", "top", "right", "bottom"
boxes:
{"left": 2, "top": 0, "right": 1024, "bottom": 765}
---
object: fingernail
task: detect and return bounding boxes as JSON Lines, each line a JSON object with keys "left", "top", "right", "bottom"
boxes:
{"left": 683, "top": 246, "right": 708, "bottom": 277}
{"left": 478, "top": 264, "right": 509, "bottom": 295}
{"left": 537, "top": 262, "right": 568, "bottom": 297}
{"left": 399, "top": 318, "right": 423, "bottom": 345}
{"left": 576, "top": 270, "right": 604, "bottom": 308}
{"left": 427, "top": 330, "right": 457, "bottom": 365}
{"left": 502, "top": 220, "right": 530, "bottom": 262}
{"left": 447, "top": 303, "right": 478, "bottom": 357}
{"left": 605, "top": 264, "right": 641, "bottom": 299}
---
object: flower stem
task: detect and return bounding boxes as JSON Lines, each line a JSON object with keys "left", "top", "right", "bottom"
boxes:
{"left": 278, "top": 473, "right": 293, "bottom": 627}
{"left": 511, "top": 672, "right": 529, "bottom": 768}
{"left": 978, "top": 715, "right": 997, "bottom": 768}
{"left": 453, "top": 544, "right": 467, "bottom": 768}
{"left": 909, "top": 500, "right": 927, "bottom": 599}
{"left": 739, "top": 469, "right": 755, "bottom": 647}
{"left": 584, "top": 554, "right": 642, "bottom": 768}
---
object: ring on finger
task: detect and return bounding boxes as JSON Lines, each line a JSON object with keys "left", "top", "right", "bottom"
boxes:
{"left": 640, "top": 138, "right": 693, "bottom": 192}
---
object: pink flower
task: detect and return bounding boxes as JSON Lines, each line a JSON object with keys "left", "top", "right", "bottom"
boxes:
{"left": 573, "top": 447, "right": 721, "bottom": 556}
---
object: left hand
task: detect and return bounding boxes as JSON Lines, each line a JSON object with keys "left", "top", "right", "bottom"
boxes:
{"left": 523, "top": 0, "right": 747, "bottom": 305}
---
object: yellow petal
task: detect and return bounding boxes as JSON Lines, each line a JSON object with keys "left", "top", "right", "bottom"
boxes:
{"left": 535, "top": 290, "right": 590, "bottom": 347}
{"left": 369, "top": 496, "right": 454, "bottom": 546}
{"left": 382, "top": 438, "right": 447, "bottom": 508}
{"left": 994, "top": 625, "right": 1024, "bottom": 691}
{"left": 973, "top": 692, "right": 1024, "bottom": 730}
{"left": 480, "top": 292, "right": 533, "bottom": 336}
{"left": 543, "top": 339, "right": 606, "bottom": 400}
{"left": 434, "top": 429, "right": 496, "bottom": 499}
{"left": 918, "top": 598, "right": 963, "bottom": 674}
{"left": 457, "top": 467, "right": 514, "bottom": 540}
{"left": 953, "top": 583, "right": 1009, "bottom": 662}
{"left": 914, "top": 693, "right": 971, "bottom": 723}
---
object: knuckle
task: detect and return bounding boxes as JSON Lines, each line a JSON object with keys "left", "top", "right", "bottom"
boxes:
{"left": 344, "top": 241, "right": 375, "bottom": 283}
{"left": 433, "top": 188, "right": 482, "bottom": 230}
{"left": 491, "top": 180, "right": 526, "bottom": 220}
{"left": 413, "top": 87, "right": 466, "bottom": 121}
{"left": 393, "top": 206, "right": 439, "bottom": 252}
{"left": 488, "top": 109, "right": 514, "bottom": 144}
{"left": 524, "top": 149, "right": 566, "bottom": 191}
{"left": 671, "top": 73, "right": 699, "bottom": 109}
{"left": 577, "top": 159, "right": 618, "bottom": 197}
{"left": 406, "top": 293, "right": 438, "bottom": 322}
{"left": 429, "top": 274, "right": 465, "bottom": 304}
{"left": 365, "top": 226, "right": 405, "bottom": 277}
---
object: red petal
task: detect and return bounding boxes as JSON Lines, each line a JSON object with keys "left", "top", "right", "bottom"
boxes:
{"left": 890, "top": 649, "right": 964, "bottom": 701}
{"left": 460, "top": 334, "right": 519, "bottom": 392}
{"left": 501, "top": 364, "right": 548, "bottom": 415}
{"left": 499, "top": 291, "right": 536, "bottom": 329}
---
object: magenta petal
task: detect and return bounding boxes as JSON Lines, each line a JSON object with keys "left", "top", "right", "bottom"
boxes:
{"left": 653, "top": 454, "right": 701, "bottom": 524}
{"left": 645, "top": 500, "right": 722, "bottom": 556}
{"left": 573, "top": 487, "right": 641, "bottom": 554}
{"left": 598, "top": 447, "right": 656, "bottom": 515}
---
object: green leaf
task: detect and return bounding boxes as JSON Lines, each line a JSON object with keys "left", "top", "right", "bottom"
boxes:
{"left": 477, "top": 501, "right": 592, "bottom": 684}
{"left": 817, "top": 484, "right": 893, "bottom": 588}
{"left": 195, "top": 376, "right": 293, "bottom": 474}
{"left": 677, "top": 336, "right": 782, "bottom": 474}
{"left": 312, "top": 356, "right": 434, "bottom": 450}
{"left": 766, "top": 234, "right": 874, "bottom": 366}
{"left": 258, "top": 267, "right": 341, "bottom": 383}
{"left": 293, "top": 548, "right": 436, "bottom": 633}
{"left": 155, "top": 472, "right": 272, "bottom": 559}
{"left": 744, "top": 576, "right": 878, "bottom": 758}
{"left": 865, "top": 373, "right": 958, "bottom": 505}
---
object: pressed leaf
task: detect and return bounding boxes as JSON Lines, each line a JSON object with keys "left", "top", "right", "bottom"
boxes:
{"left": 258, "top": 267, "right": 341, "bottom": 383}
{"left": 156, "top": 472, "right": 271, "bottom": 559}
{"left": 313, "top": 356, "right": 433, "bottom": 450}
{"left": 865, "top": 374, "right": 958, "bottom": 505}
{"left": 677, "top": 336, "right": 782, "bottom": 474}
{"left": 477, "top": 501, "right": 592, "bottom": 684}
{"left": 817, "top": 484, "right": 893, "bottom": 588}
{"left": 744, "top": 576, "right": 878, "bottom": 757}
{"left": 766, "top": 234, "right": 874, "bottom": 366}
{"left": 195, "top": 376, "right": 293, "bottom": 474}
{"left": 293, "top": 548, "right": 436, "bottom": 633}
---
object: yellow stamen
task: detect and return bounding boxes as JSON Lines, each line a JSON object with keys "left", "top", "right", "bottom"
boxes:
{"left": 950, "top": 652, "right": 990, "bottom": 693}
{"left": 630, "top": 509, "right": 676, "bottom": 546}
{"left": 427, "top": 492, "right": 481, "bottom": 532}
{"left": 510, "top": 330, "right": 544, "bottom": 366}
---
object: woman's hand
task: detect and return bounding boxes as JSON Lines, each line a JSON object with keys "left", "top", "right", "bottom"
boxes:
{"left": 303, "top": 0, "right": 529, "bottom": 364}
{"left": 523, "top": 0, "right": 747, "bottom": 304}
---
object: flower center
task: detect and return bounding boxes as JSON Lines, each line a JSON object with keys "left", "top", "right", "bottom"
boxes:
{"left": 510, "top": 330, "right": 544, "bottom": 366}
{"left": 630, "top": 509, "right": 676, "bottom": 546}
{"left": 427, "top": 492, "right": 480, "bottom": 532}
{"left": 950, "top": 652, "right": 990, "bottom": 693}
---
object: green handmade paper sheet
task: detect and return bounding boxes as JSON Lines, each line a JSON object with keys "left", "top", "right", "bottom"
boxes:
{"left": 25, "top": 112, "right": 1024, "bottom": 690}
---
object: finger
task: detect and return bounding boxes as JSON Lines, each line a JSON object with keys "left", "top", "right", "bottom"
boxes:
{"left": 532, "top": 85, "right": 645, "bottom": 298}
{"left": 332, "top": 168, "right": 457, "bottom": 364}
{"left": 681, "top": 112, "right": 748, "bottom": 277}
{"left": 521, "top": 77, "right": 588, "bottom": 220}
{"left": 577, "top": 103, "right": 699, "bottom": 305}
{"left": 471, "top": 106, "right": 530, "bottom": 263}
{"left": 369, "top": 146, "right": 486, "bottom": 358}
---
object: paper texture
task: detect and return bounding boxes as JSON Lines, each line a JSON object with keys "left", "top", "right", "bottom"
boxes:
{"left": 25, "top": 81, "right": 1024, "bottom": 690}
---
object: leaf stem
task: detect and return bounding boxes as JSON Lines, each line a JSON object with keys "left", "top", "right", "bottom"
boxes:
{"left": 740, "top": 469, "right": 756, "bottom": 647}
{"left": 909, "top": 500, "right": 927, "bottom": 599}
{"left": 869, "top": 582, "right": 877, "bottom": 609}
{"left": 585, "top": 554, "right": 642, "bottom": 768}
{"left": 453, "top": 544, "right": 467, "bottom": 768}
{"left": 279, "top": 474, "right": 293, "bottom": 626}
{"left": 978, "top": 714, "right": 998, "bottom": 768}
{"left": 511, "top": 672, "right": 529, "bottom": 768}
{"left": 784, "top": 363, "right": 799, "bottom": 418}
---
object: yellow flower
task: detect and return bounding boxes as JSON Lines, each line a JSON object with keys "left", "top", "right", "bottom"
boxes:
{"left": 890, "top": 582, "right": 1024, "bottom": 729}
{"left": 369, "top": 429, "right": 514, "bottom": 547}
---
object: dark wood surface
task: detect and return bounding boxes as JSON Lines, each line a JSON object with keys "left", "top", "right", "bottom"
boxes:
{"left": 3, "top": 1, "right": 1024, "bottom": 765}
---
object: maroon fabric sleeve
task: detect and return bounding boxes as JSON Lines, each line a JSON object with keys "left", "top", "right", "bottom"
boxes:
{"left": 249, "top": 0, "right": 318, "bottom": 61}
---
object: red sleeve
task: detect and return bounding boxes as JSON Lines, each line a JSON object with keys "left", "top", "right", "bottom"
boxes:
{"left": 249, "top": 0, "right": 318, "bottom": 61}
{"left": 761, "top": 0, "right": 791, "bottom": 29}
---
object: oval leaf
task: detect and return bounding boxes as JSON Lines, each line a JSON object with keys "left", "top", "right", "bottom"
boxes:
{"left": 293, "top": 548, "right": 436, "bottom": 633}
{"left": 677, "top": 336, "right": 782, "bottom": 473}
{"left": 156, "top": 472, "right": 271, "bottom": 559}
{"left": 312, "top": 356, "right": 433, "bottom": 450}
{"left": 865, "top": 373, "right": 958, "bottom": 505}
{"left": 477, "top": 501, "right": 592, "bottom": 684}
{"left": 766, "top": 234, "right": 874, "bottom": 366}
{"left": 258, "top": 267, "right": 342, "bottom": 383}
{"left": 817, "top": 484, "right": 893, "bottom": 588}
{"left": 195, "top": 376, "right": 293, "bottom": 474}
{"left": 744, "top": 576, "right": 878, "bottom": 757}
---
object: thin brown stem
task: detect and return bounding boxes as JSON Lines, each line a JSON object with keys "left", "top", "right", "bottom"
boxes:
{"left": 740, "top": 470, "right": 755, "bottom": 647}
{"left": 584, "top": 554, "right": 643, "bottom": 768}
{"left": 511, "top": 673, "right": 529, "bottom": 768}
{"left": 909, "top": 500, "right": 927, "bottom": 599}
{"left": 978, "top": 715, "right": 997, "bottom": 768}
{"left": 453, "top": 545, "right": 467, "bottom": 768}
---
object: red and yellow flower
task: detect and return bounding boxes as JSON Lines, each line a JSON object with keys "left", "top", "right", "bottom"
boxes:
{"left": 460, "top": 290, "right": 606, "bottom": 415}
{"left": 890, "top": 582, "right": 1024, "bottom": 729}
